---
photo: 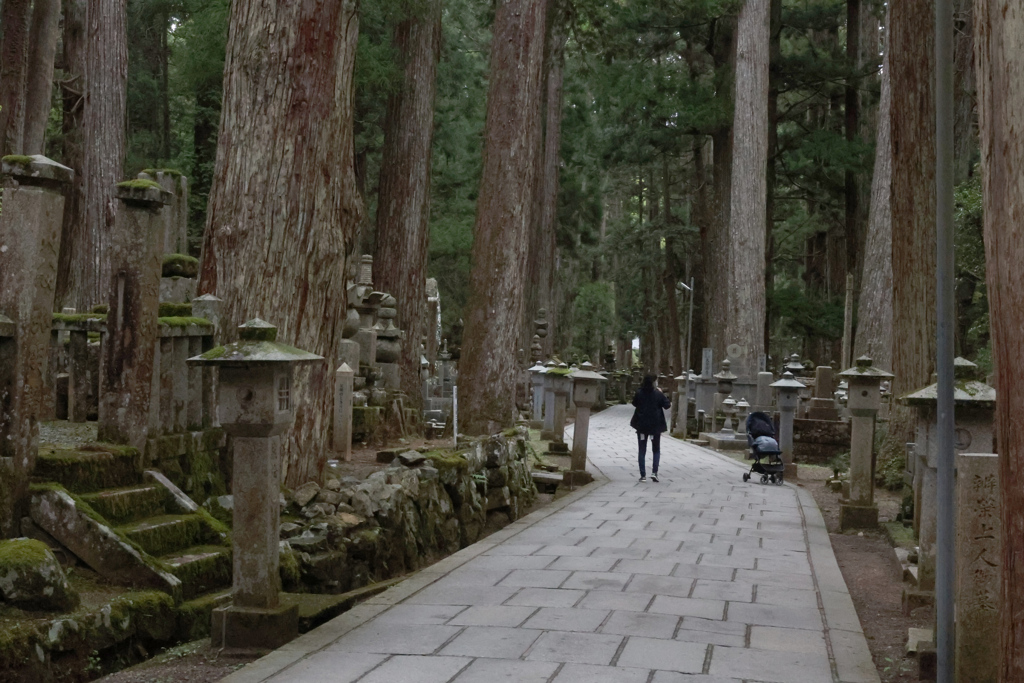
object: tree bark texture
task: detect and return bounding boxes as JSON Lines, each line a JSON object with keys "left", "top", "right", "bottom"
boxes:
{"left": 53, "top": 0, "right": 127, "bottom": 312}
{"left": 725, "top": 0, "right": 770, "bottom": 380}
{"left": 853, "top": 51, "right": 892, "bottom": 371}
{"left": 198, "top": 0, "right": 364, "bottom": 485}
{"left": 526, "top": 0, "right": 567, "bottom": 358}
{"left": 22, "top": 0, "right": 61, "bottom": 155}
{"left": 0, "top": 0, "right": 31, "bottom": 155}
{"left": 706, "top": 129, "right": 732, "bottom": 367}
{"left": 374, "top": 0, "right": 442, "bottom": 410}
{"left": 952, "top": 0, "right": 975, "bottom": 183}
{"left": 974, "top": 1, "right": 1024, "bottom": 678}
{"left": 54, "top": 0, "right": 87, "bottom": 311}
{"left": 888, "top": 0, "right": 936, "bottom": 414}
{"left": 457, "top": 0, "right": 547, "bottom": 435}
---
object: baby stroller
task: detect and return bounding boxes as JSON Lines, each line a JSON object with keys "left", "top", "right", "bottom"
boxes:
{"left": 742, "top": 411, "right": 785, "bottom": 485}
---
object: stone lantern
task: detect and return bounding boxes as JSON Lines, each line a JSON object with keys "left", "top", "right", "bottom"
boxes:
{"left": 569, "top": 362, "right": 606, "bottom": 474}
{"left": 543, "top": 363, "right": 572, "bottom": 443}
{"left": 529, "top": 361, "right": 546, "bottom": 428}
{"left": 837, "top": 356, "right": 893, "bottom": 531}
{"left": 712, "top": 360, "right": 737, "bottom": 432}
{"left": 735, "top": 397, "right": 751, "bottom": 436}
{"left": 902, "top": 357, "right": 995, "bottom": 596}
{"left": 784, "top": 353, "right": 805, "bottom": 377}
{"left": 189, "top": 319, "right": 323, "bottom": 650}
{"left": 771, "top": 371, "right": 805, "bottom": 478}
{"left": 721, "top": 395, "right": 737, "bottom": 434}
{"left": 671, "top": 373, "right": 688, "bottom": 437}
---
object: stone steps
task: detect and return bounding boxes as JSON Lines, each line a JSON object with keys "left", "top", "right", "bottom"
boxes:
{"left": 79, "top": 484, "right": 170, "bottom": 524}
{"left": 162, "top": 545, "right": 232, "bottom": 600}
{"left": 119, "top": 513, "right": 214, "bottom": 557}
{"left": 34, "top": 444, "right": 143, "bottom": 493}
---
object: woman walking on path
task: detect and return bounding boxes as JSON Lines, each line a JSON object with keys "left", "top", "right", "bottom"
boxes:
{"left": 630, "top": 374, "right": 671, "bottom": 482}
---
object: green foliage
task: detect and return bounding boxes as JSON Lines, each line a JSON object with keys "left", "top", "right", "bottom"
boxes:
{"left": 875, "top": 450, "right": 905, "bottom": 491}
{"left": 828, "top": 451, "right": 849, "bottom": 478}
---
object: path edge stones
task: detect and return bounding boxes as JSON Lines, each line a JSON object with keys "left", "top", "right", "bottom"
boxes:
{"left": 218, "top": 456, "right": 611, "bottom": 683}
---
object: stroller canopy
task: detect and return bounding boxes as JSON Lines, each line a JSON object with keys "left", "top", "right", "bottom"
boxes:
{"left": 746, "top": 411, "right": 775, "bottom": 439}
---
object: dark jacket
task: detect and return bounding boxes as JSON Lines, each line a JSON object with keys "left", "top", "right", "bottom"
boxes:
{"left": 630, "top": 387, "right": 671, "bottom": 435}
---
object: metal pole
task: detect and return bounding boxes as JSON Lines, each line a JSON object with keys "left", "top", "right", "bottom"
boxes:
{"left": 934, "top": 0, "right": 955, "bottom": 677}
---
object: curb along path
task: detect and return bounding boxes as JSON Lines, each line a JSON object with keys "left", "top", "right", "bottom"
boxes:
{"left": 223, "top": 405, "right": 878, "bottom": 683}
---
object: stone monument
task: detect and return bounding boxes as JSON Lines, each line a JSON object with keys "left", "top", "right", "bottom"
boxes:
{"left": 568, "top": 362, "right": 605, "bottom": 478}
{"left": 189, "top": 319, "right": 323, "bottom": 650}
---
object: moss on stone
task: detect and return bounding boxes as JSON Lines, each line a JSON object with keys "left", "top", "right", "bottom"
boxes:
{"left": 158, "top": 302, "right": 192, "bottom": 317}
{"left": 280, "top": 547, "right": 301, "bottom": 590}
{"left": 91, "top": 304, "right": 109, "bottom": 314}
{"left": 116, "top": 179, "right": 163, "bottom": 191}
{"left": 141, "top": 168, "right": 184, "bottom": 179}
{"left": 158, "top": 316, "right": 211, "bottom": 328}
{"left": 238, "top": 325, "right": 278, "bottom": 342}
{"left": 2, "top": 154, "right": 34, "bottom": 167}
{"left": 423, "top": 451, "right": 469, "bottom": 474}
{"left": 52, "top": 312, "right": 106, "bottom": 324}
{"left": 161, "top": 253, "right": 199, "bottom": 278}
{"left": 0, "top": 538, "right": 51, "bottom": 570}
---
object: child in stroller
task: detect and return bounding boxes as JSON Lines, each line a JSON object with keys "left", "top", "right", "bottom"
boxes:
{"left": 742, "top": 411, "right": 785, "bottom": 485}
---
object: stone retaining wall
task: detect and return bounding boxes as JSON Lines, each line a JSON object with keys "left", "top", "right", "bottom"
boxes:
{"left": 276, "top": 430, "right": 537, "bottom": 594}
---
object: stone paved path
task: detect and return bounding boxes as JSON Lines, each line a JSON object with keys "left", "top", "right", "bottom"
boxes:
{"left": 224, "top": 405, "right": 878, "bottom": 683}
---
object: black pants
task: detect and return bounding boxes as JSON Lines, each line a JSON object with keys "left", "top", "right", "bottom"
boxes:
{"left": 637, "top": 432, "right": 660, "bottom": 476}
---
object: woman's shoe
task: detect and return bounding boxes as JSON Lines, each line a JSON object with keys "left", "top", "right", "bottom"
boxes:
{"left": 651, "top": 473, "right": 659, "bottom": 482}
{"left": 638, "top": 475, "right": 647, "bottom": 482}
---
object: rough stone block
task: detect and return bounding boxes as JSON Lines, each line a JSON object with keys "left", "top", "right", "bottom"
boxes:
{"left": 0, "top": 538, "right": 79, "bottom": 611}
{"left": 839, "top": 502, "right": 878, "bottom": 531}
{"left": 210, "top": 601, "right": 298, "bottom": 650}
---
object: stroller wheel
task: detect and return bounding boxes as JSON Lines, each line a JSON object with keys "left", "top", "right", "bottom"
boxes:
{"left": 760, "top": 475, "right": 770, "bottom": 485}
{"left": 742, "top": 472, "right": 750, "bottom": 482}
{"left": 775, "top": 472, "right": 785, "bottom": 485}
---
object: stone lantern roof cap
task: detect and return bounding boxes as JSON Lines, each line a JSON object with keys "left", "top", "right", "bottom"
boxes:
{"left": 570, "top": 362, "right": 606, "bottom": 382}
{"left": 188, "top": 318, "right": 324, "bottom": 366}
{"left": 838, "top": 355, "right": 894, "bottom": 380}
{"left": 771, "top": 371, "right": 805, "bottom": 389}
{"left": 714, "top": 360, "right": 737, "bottom": 381}
{"left": 529, "top": 362, "right": 546, "bottom": 374}
{"left": 902, "top": 358, "right": 995, "bottom": 407}
{"left": 2, "top": 154, "right": 73, "bottom": 186}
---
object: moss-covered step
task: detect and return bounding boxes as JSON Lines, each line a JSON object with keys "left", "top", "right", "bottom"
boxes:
{"left": 34, "top": 444, "right": 143, "bottom": 493}
{"left": 118, "top": 514, "right": 212, "bottom": 557}
{"left": 161, "top": 545, "right": 231, "bottom": 600}
{"left": 78, "top": 484, "right": 171, "bottom": 525}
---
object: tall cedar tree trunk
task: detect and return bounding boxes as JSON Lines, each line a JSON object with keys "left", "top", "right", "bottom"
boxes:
{"left": 374, "top": 0, "right": 442, "bottom": 410}
{"left": 853, "top": 50, "right": 892, "bottom": 370}
{"left": 705, "top": 18, "right": 734, "bottom": 368}
{"left": 55, "top": 0, "right": 87, "bottom": 310}
{"left": 198, "top": 0, "right": 363, "bottom": 484}
{"left": 952, "top": 0, "right": 975, "bottom": 184}
{"left": 725, "top": 0, "right": 770, "bottom": 380}
{"left": 888, "top": 0, "right": 936, "bottom": 434}
{"left": 526, "top": 0, "right": 567, "bottom": 357}
{"left": 661, "top": 156, "right": 682, "bottom": 374}
{"left": 764, "top": 0, "right": 780, "bottom": 357}
{"left": 54, "top": 0, "right": 127, "bottom": 312}
{"left": 691, "top": 138, "right": 709, "bottom": 371}
{"left": 0, "top": 0, "right": 31, "bottom": 155}
{"left": 455, "top": 0, "right": 547, "bottom": 436}
{"left": 975, "top": 1, "right": 1024, "bottom": 677}
{"left": 23, "top": 0, "right": 61, "bottom": 155}
{"left": 844, "top": 0, "right": 861, "bottom": 297}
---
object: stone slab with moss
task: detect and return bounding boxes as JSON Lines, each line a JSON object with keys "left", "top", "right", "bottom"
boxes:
{"left": 0, "top": 538, "right": 79, "bottom": 611}
{"left": 161, "top": 253, "right": 199, "bottom": 278}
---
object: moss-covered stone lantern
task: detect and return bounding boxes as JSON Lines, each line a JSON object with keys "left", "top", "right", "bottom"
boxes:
{"left": 188, "top": 318, "right": 323, "bottom": 650}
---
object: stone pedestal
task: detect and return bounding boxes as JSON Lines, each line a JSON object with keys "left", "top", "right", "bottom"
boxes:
{"left": 808, "top": 366, "right": 840, "bottom": 421}
{"left": 754, "top": 371, "right": 774, "bottom": 412}
{"left": 838, "top": 357, "right": 891, "bottom": 531}
{"left": 0, "top": 155, "right": 72, "bottom": 536}
{"left": 68, "top": 329, "right": 90, "bottom": 422}
{"left": 338, "top": 338, "right": 360, "bottom": 371}
{"left": 98, "top": 181, "right": 169, "bottom": 451}
{"left": 569, "top": 364, "right": 604, "bottom": 471}
{"left": 955, "top": 452, "right": 999, "bottom": 683}
{"left": 529, "top": 363, "right": 545, "bottom": 429}
{"left": 334, "top": 363, "right": 354, "bottom": 460}
{"left": 211, "top": 602, "right": 299, "bottom": 651}
{"left": 354, "top": 328, "right": 377, "bottom": 369}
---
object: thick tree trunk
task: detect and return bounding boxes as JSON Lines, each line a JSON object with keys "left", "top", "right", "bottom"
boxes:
{"left": 765, "top": 0, "right": 780, "bottom": 359}
{"left": 527, "top": 0, "right": 567, "bottom": 358}
{"left": 691, "top": 138, "right": 709, "bottom": 371}
{"left": 953, "top": 0, "right": 975, "bottom": 183}
{"left": 844, "top": 0, "right": 863, "bottom": 298}
{"left": 725, "top": 0, "right": 770, "bottom": 380}
{"left": 54, "top": 0, "right": 87, "bottom": 311}
{"left": 975, "top": 1, "right": 1024, "bottom": 678}
{"left": 23, "top": 0, "right": 62, "bottom": 155}
{"left": 853, "top": 51, "right": 892, "bottom": 370}
{"left": 888, "top": 0, "right": 936, "bottom": 429}
{"left": 0, "top": 0, "right": 31, "bottom": 155}
{"left": 454, "top": 0, "right": 548, "bottom": 435}
{"left": 374, "top": 0, "right": 442, "bottom": 410}
{"left": 54, "top": 0, "right": 127, "bottom": 312}
{"left": 661, "top": 157, "right": 681, "bottom": 374}
{"left": 198, "top": 0, "right": 364, "bottom": 485}
{"left": 706, "top": 129, "right": 732, "bottom": 366}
